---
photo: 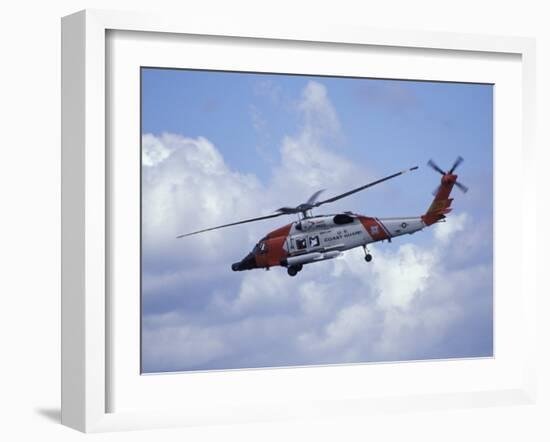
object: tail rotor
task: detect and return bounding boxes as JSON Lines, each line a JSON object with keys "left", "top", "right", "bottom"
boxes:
{"left": 428, "top": 156, "right": 469, "bottom": 195}
{"left": 449, "top": 156, "right": 464, "bottom": 174}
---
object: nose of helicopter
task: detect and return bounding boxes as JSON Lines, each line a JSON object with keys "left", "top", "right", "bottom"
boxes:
{"left": 231, "top": 252, "right": 257, "bottom": 271}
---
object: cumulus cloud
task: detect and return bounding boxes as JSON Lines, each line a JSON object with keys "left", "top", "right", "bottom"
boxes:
{"left": 373, "top": 244, "right": 435, "bottom": 310}
{"left": 269, "top": 82, "right": 363, "bottom": 205}
{"left": 433, "top": 212, "right": 469, "bottom": 244}
{"left": 142, "top": 133, "right": 267, "bottom": 265}
{"left": 298, "top": 81, "right": 341, "bottom": 137}
{"left": 141, "top": 81, "right": 493, "bottom": 373}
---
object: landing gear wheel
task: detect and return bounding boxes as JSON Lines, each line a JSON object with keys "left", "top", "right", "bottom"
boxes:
{"left": 287, "top": 266, "right": 299, "bottom": 277}
{"left": 362, "top": 245, "right": 373, "bottom": 263}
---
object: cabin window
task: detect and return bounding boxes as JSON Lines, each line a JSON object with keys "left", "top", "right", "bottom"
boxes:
{"left": 259, "top": 242, "right": 268, "bottom": 254}
{"left": 296, "top": 238, "right": 307, "bottom": 250}
{"left": 309, "top": 235, "right": 320, "bottom": 248}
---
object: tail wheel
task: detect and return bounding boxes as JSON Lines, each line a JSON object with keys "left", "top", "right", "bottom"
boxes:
{"left": 362, "top": 245, "right": 373, "bottom": 262}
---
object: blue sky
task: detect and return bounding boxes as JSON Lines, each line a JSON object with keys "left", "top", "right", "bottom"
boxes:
{"left": 141, "top": 68, "right": 493, "bottom": 373}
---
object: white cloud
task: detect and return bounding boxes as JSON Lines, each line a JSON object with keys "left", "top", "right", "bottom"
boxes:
{"left": 373, "top": 244, "right": 435, "bottom": 310}
{"left": 141, "top": 81, "right": 492, "bottom": 372}
{"left": 141, "top": 133, "right": 267, "bottom": 267}
{"left": 298, "top": 81, "right": 340, "bottom": 137}
{"left": 228, "top": 269, "right": 296, "bottom": 315}
{"left": 433, "top": 211, "right": 469, "bottom": 244}
{"left": 269, "top": 81, "right": 363, "bottom": 203}
{"left": 297, "top": 303, "right": 375, "bottom": 358}
{"left": 142, "top": 133, "right": 173, "bottom": 167}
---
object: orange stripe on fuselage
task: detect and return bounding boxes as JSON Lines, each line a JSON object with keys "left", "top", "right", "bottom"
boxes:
{"left": 265, "top": 223, "right": 293, "bottom": 240}
{"left": 358, "top": 216, "right": 390, "bottom": 241}
{"left": 255, "top": 223, "right": 292, "bottom": 268}
{"left": 264, "top": 236, "right": 289, "bottom": 267}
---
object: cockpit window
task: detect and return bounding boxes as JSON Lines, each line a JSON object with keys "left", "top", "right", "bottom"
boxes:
{"left": 252, "top": 236, "right": 269, "bottom": 254}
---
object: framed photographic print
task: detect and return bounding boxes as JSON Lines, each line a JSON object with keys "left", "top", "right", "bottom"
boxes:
{"left": 140, "top": 67, "right": 492, "bottom": 374}
{"left": 61, "top": 9, "right": 537, "bottom": 433}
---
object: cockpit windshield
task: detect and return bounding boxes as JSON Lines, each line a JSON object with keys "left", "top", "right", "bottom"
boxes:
{"left": 253, "top": 239, "right": 268, "bottom": 254}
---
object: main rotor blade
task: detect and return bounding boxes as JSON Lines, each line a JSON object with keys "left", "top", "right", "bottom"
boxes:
{"left": 427, "top": 159, "right": 445, "bottom": 175}
{"left": 176, "top": 212, "right": 286, "bottom": 239}
{"left": 313, "top": 166, "right": 418, "bottom": 207}
{"left": 449, "top": 156, "right": 464, "bottom": 174}
{"left": 275, "top": 206, "right": 299, "bottom": 214}
{"left": 306, "top": 189, "right": 325, "bottom": 205}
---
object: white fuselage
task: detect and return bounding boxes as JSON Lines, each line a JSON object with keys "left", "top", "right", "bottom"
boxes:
{"left": 284, "top": 214, "right": 425, "bottom": 257}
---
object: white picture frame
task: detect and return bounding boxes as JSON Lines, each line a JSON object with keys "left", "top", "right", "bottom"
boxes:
{"left": 61, "top": 9, "right": 537, "bottom": 433}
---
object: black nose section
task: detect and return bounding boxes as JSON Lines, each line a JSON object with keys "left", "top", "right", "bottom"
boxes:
{"left": 231, "top": 252, "right": 257, "bottom": 271}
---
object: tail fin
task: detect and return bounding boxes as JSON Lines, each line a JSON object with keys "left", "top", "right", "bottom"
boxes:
{"left": 422, "top": 175, "right": 457, "bottom": 226}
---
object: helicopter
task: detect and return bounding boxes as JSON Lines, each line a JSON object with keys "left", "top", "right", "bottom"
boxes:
{"left": 176, "top": 157, "right": 468, "bottom": 276}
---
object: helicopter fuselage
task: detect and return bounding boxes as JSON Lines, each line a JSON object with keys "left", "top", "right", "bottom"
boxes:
{"left": 231, "top": 213, "right": 426, "bottom": 272}
{"left": 178, "top": 159, "right": 464, "bottom": 277}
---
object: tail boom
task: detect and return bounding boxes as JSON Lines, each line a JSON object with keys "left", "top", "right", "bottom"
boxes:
{"left": 422, "top": 174, "right": 457, "bottom": 226}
